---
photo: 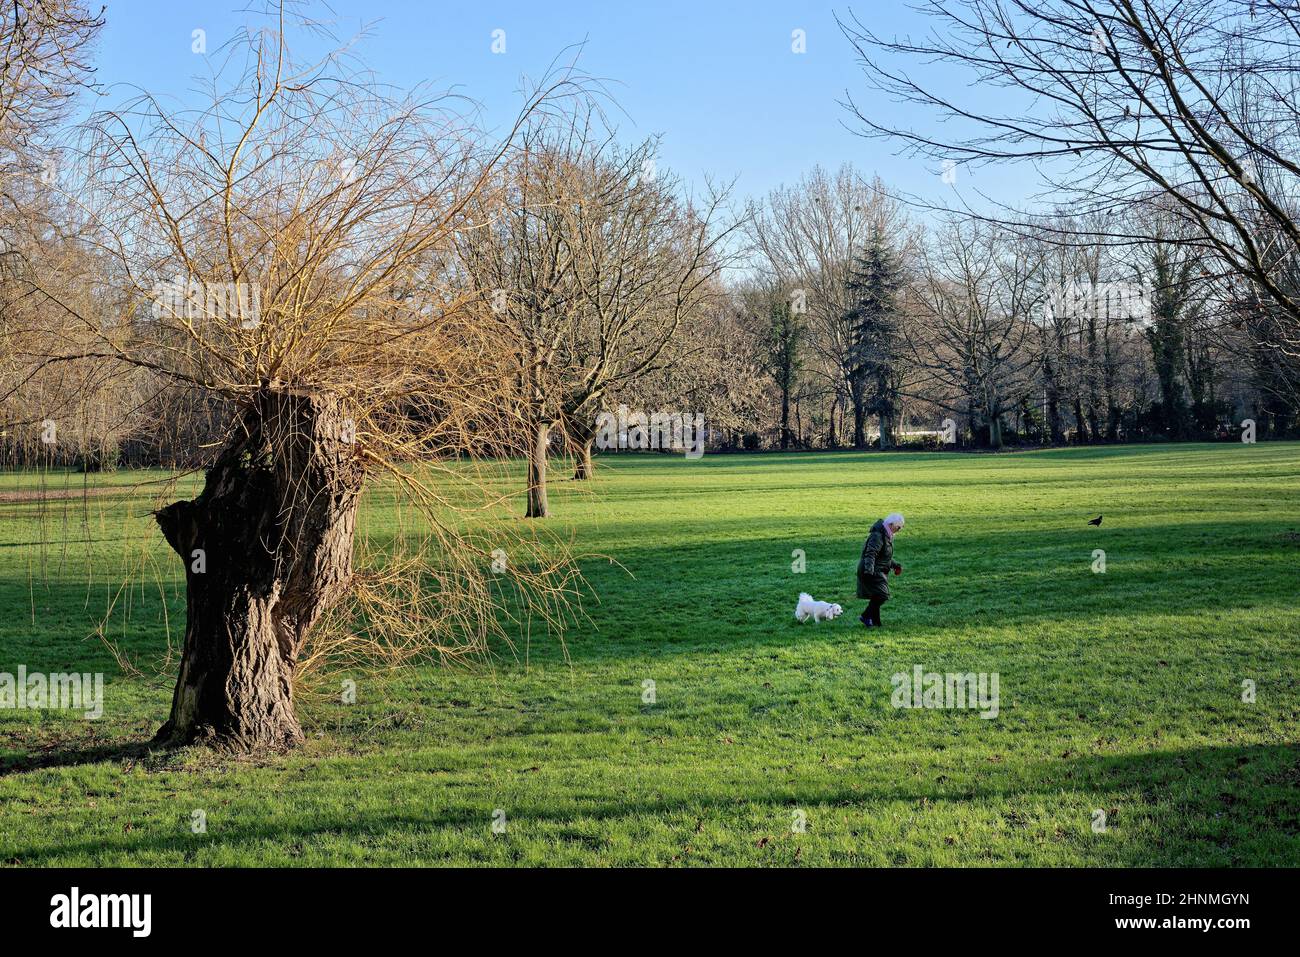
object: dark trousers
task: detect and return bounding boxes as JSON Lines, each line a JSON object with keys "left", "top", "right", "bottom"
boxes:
{"left": 862, "top": 596, "right": 886, "bottom": 625}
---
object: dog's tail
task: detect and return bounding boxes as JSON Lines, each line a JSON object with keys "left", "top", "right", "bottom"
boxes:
{"left": 794, "top": 593, "right": 813, "bottom": 621}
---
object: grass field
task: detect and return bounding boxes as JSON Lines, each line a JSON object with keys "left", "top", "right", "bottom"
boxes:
{"left": 2, "top": 443, "right": 1299, "bottom": 866}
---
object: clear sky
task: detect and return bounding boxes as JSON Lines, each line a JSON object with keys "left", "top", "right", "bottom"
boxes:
{"left": 83, "top": 1, "right": 1027, "bottom": 211}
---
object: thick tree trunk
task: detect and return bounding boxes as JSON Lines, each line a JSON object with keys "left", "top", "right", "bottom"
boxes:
{"left": 851, "top": 391, "right": 868, "bottom": 449}
{"left": 526, "top": 420, "right": 550, "bottom": 517}
{"left": 573, "top": 438, "right": 594, "bottom": 481}
{"left": 1073, "top": 398, "right": 1090, "bottom": 443}
{"left": 566, "top": 406, "right": 596, "bottom": 481}
{"left": 1044, "top": 359, "right": 1064, "bottom": 444}
{"left": 1046, "top": 393, "right": 1063, "bottom": 443}
{"left": 153, "top": 387, "right": 364, "bottom": 753}
{"left": 988, "top": 415, "right": 1003, "bottom": 449}
{"left": 780, "top": 388, "right": 791, "bottom": 450}
{"left": 878, "top": 413, "right": 894, "bottom": 450}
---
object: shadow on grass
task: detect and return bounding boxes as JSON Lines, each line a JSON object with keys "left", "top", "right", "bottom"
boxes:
{"left": 4, "top": 742, "right": 1297, "bottom": 865}
{"left": 547, "top": 515, "right": 1297, "bottom": 662}
{"left": 1, "top": 515, "right": 1293, "bottom": 670}
{"left": 0, "top": 740, "right": 154, "bottom": 776}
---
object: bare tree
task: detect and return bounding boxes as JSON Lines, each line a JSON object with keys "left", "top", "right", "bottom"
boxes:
{"left": 1, "top": 0, "right": 104, "bottom": 458}
{"left": 0, "top": 0, "right": 102, "bottom": 178}
{"left": 459, "top": 110, "right": 734, "bottom": 511}
{"left": 909, "top": 218, "right": 1041, "bottom": 447}
{"left": 840, "top": 0, "right": 1300, "bottom": 369}
{"left": 613, "top": 291, "right": 769, "bottom": 449}
{"left": 1136, "top": 213, "right": 1207, "bottom": 438}
{"left": 12, "top": 14, "right": 581, "bottom": 753}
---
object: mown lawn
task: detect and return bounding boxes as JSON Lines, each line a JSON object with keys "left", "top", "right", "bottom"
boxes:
{"left": 1, "top": 443, "right": 1298, "bottom": 866}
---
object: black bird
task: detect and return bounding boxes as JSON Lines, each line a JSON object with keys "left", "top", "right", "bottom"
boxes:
{"left": 1088, "top": 515, "right": 1103, "bottom": 526}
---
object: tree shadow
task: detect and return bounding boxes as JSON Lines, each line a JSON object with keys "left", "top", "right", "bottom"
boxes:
{"left": 4, "top": 742, "right": 1296, "bottom": 865}
{"left": 547, "top": 513, "right": 1296, "bottom": 662}
{"left": 1, "top": 512, "right": 1288, "bottom": 670}
{"left": 0, "top": 740, "right": 154, "bottom": 776}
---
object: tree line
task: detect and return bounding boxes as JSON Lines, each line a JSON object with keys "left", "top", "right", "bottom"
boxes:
{"left": 732, "top": 173, "right": 1290, "bottom": 452}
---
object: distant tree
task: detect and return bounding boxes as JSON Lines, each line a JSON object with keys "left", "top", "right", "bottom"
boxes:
{"left": 910, "top": 219, "right": 1041, "bottom": 448}
{"left": 765, "top": 296, "right": 804, "bottom": 450}
{"left": 459, "top": 111, "right": 733, "bottom": 509}
{"left": 737, "top": 284, "right": 804, "bottom": 450}
{"left": 611, "top": 292, "right": 767, "bottom": 449}
{"left": 747, "top": 165, "right": 906, "bottom": 449}
{"left": 1143, "top": 240, "right": 1201, "bottom": 439}
{"left": 844, "top": 228, "right": 905, "bottom": 448}
{"left": 1, "top": 0, "right": 104, "bottom": 459}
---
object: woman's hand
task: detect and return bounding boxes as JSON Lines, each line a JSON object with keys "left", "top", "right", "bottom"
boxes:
{"left": 892, "top": 562, "right": 903, "bottom": 576}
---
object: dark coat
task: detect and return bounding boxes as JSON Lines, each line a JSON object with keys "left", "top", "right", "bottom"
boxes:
{"left": 856, "top": 519, "right": 898, "bottom": 599}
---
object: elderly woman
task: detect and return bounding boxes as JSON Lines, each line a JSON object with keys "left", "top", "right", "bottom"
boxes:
{"left": 857, "top": 512, "right": 905, "bottom": 627}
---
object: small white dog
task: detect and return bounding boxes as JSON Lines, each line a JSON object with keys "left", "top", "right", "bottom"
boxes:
{"left": 794, "top": 592, "right": 843, "bottom": 623}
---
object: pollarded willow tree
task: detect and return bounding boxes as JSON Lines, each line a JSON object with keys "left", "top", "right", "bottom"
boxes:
{"left": 17, "top": 15, "right": 582, "bottom": 753}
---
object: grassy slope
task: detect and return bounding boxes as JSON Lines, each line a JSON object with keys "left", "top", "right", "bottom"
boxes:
{"left": 1, "top": 443, "right": 1298, "bottom": 866}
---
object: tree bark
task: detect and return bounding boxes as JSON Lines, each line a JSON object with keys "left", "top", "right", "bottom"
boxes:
{"left": 526, "top": 419, "right": 550, "bottom": 517}
{"left": 988, "top": 415, "right": 1003, "bottom": 449}
{"left": 1073, "top": 397, "right": 1090, "bottom": 444}
{"left": 1044, "top": 355, "right": 1064, "bottom": 444}
{"left": 876, "top": 368, "right": 896, "bottom": 450}
{"left": 877, "top": 412, "right": 893, "bottom": 449}
{"left": 850, "top": 376, "right": 868, "bottom": 448}
{"left": 153, "top": 386, "right": 364, "bottom": 753}
{"left": 573, "top": 438, "right": 594, "bottom": 481}
{"left": 780, "top": 387, "right": 791, "bottom": 450}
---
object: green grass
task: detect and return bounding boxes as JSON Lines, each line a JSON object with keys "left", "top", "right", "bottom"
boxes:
{"left": 2, "top": 443, "right": 1299, "bottom": 866}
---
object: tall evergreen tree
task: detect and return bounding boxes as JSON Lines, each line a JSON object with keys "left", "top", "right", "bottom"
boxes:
{"left": 845, "top": 229, "right": 905, "bottom": 448}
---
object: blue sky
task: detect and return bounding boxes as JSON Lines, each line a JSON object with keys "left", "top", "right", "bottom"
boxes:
{"left": 84, "top": 1, "right": 1027, "bottom": 210}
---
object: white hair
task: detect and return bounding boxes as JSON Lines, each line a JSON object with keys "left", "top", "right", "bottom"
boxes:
{"left": 884, "top": 512, "right": 905, "bottom": 529}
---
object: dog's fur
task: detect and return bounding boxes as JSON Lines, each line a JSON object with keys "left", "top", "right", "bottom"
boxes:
{"left": 794, "top": 592, "right": 843, "bottom": 623}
